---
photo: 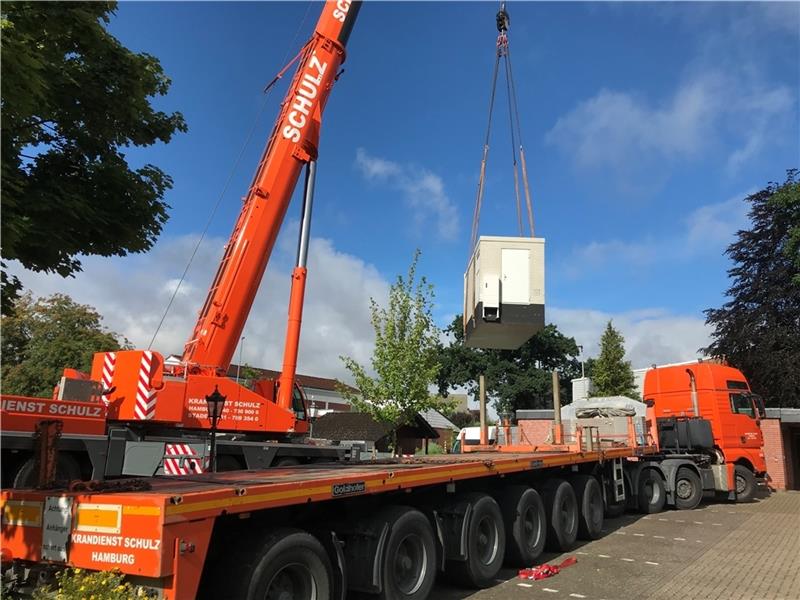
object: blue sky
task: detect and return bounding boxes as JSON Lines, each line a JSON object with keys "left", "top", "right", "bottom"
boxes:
{"left": 13, "top": 1, "right": 799, "bottom": 380}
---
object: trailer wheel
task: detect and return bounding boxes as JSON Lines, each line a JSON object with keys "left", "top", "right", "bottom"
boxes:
{"left": 232, "top": 528, "right": 332, "bottom": 600}
{"left": 572, "top": 475, "right": 604, "bottom": 540}
{"left": 499, "top": 486, "right": 546, "bottom": 566}
{"left": 674, "top": 467, "right": 702, "bottom": 510}
{"left": 637, "top": 469, "right": 666, "bottom": 514}
{"left": 275, "top": 457, "right": 301, "bottom": 467}
{"left": 446, "top": 493, "right": 505, "bottom": 588}
{"left": 12, "top": 454, "right": 81, "bottom": 489}
{"left": 377, "top": 506, "right": 436, "bottom": 600}
{"left": 734, "top": 465, "right": 756, "bottom": 503}
{"left": 542, "top": 479, "right": 578, "bottom": 551}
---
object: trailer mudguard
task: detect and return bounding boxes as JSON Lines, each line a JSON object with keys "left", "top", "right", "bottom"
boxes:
{"left": 434, "top": 496, "right": 473, "bottom": 561}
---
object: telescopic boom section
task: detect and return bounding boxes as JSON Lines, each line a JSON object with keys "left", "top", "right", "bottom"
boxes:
{"left": 182, "top": 1, "right": 361, "bottom": 374}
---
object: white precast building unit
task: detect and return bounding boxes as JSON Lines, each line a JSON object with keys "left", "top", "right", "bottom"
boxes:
{"left": 464, "top": 236, "right": 545, "bottom": 349}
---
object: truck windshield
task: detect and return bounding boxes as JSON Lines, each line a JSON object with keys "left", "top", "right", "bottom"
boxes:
{"left": 730, "top": 393, "right": 755, "bottom": 418}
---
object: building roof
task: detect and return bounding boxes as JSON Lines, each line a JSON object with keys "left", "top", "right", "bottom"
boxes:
{"left": 420, "top": 408, "right": 460, "bottom": 431}
{"left": 226, "top": 363, "right": 359, "bottom": 395}
{"left": 312, "top": 412, "right": 439, "bottom": 442}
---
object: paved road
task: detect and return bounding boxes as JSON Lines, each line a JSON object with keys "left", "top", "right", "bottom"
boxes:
{"left": 434, "top": 491, "right": 800, "bottom": 600}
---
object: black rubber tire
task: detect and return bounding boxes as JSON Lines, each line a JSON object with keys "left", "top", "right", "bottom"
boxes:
{"left": 542, "top": 479, "right": 579, "bottom": 551}
{"left": 215, "top": 455, "right": 244, "bottom": 472}
{"left": 572, "top": 475, "right": 604, "bottom": 540}
{"left": 673, "top": 467, "right": 703, "bottom": 510}
{"left": 377, "top": 506, "right": 437, "bottom": 600}
{"left": 274, "top": 457, "right": 301, "bottom": 467}
{"left": 446, "top": 493, "right": 506, "bottom": 588}
{"left": 734, "top": 465, "right": 756, "bottom": 503}
{"left": 637, "top": 469, "right": 666, "bottom": 514}
{"left": 225, "top": 528, "right": 332, "bottom": 600}
{"left": 498, "top": 486, "right": 546, "bottom": 567}
{"left": 12, "top": 454, "right": 81, "bottom": 488}
{"left": 604, "top": 501, "right": 626, "bottom": 518}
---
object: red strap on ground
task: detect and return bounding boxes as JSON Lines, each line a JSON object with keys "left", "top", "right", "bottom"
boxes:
{"left": 518, "top": 557, "right": 577, "bottom": 580}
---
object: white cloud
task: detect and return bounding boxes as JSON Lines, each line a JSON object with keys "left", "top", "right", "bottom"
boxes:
{"left": 564, "top": 192, "right": 749, "bottom": 276}
{"left": 355, "top": 148, "right": 459, "bottom": 241}
{"left": 550, "top": 306, "right": 712, "bottom": 369}
{"left": 546, "top": 71, "right": 794, "bottom": 180}
{"left": 8, "top": 234, "right": 388, "bottom": 385}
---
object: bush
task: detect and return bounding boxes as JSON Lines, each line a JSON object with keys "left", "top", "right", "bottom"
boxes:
{"left": 33, "top": 568, "right": 151, "bottom": 600}
{"left": 415, "top": 442, "right": 444, "bottom": 456}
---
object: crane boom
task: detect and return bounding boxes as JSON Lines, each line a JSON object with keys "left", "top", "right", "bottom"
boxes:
{"left": 182, "top": 0, "right": 360, "bottom": 374}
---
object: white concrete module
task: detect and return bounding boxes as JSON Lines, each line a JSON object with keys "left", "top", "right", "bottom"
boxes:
{"left": 463, "top": 236, "right": 545, "bottom": 349}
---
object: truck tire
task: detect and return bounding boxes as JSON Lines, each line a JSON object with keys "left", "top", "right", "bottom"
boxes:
{"left": 673, "top": 467, "right": 702, "bottom": 510}
{"left": 542, "top": 479, "right": 578, "bottom": 551}
{"left": 227, "top": 528, "right": 332, "bottom": 600}
{"left": 572, "top": 475, "right": 604, "bottom": 540}
{"left": 637, "top": 469, "right": 666, "bottom": 514}
{"left": 498, "top": 486, "right": 546, "bottom": 566}
{"left": 734, "top": 465, "right": 756, "bottom": 503}
{"left": 275, "top": 457, "right": 302, "bottom": 467}
{"left": 446, "top": 493, "right": 505, "bottom": 588}
{"left": 377, "top": 506, "right": 436, "bottom": 600}
{"left": 12, "top": 454, "right": 81, "bottom": 489}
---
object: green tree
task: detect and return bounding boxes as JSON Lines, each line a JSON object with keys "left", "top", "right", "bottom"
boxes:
{"left": 590, "top": 321, "right": 638, "bottom": 398}
{"left": 339, "top": 251, "right": 443, "bottom": 447}
{"left": 435, "top": 317, "right": 581, "bottom": 416}
{"left": 1, "top": 2, "right": 187, "bottom": 314}
{"left": 1, "top": 293, "right": 129, "bottom": 397}
{"left": 703, "top": 170, "right": 800, "bottom": 408}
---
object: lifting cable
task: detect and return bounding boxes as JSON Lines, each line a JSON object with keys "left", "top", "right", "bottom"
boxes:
{"left": 148, "top": 1, "right": 315, "bottom": 350}
{"left": 469, "top": 1, "right": 536, "bottom": 251}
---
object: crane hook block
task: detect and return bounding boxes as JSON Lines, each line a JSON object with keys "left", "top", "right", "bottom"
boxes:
{"left": 496, "top": 9, "right": 509, "bottom": 33}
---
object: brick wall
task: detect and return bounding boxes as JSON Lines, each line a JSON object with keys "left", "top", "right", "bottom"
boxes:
{"left": 519, "top": 419, "right": 552, "bottom": 445}
{"left": 761, "top": 418, "right": 787, "bottom": 490}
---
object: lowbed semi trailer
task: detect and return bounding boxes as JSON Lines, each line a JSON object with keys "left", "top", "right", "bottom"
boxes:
{"left": 2, "top": 418, "right": 653, "bottom": 599}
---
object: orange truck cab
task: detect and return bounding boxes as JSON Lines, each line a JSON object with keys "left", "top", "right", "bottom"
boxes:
{"left": 643, "top": 362, "right": 767, "bottom": 479}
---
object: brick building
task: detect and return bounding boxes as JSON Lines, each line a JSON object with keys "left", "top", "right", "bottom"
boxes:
{"left": 762, "top": 408, "right": 800, "bottom": 490}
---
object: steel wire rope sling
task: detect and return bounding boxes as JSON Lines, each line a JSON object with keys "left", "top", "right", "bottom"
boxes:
{"left": 469, "top": 1, "right": 536, "bottom": 252}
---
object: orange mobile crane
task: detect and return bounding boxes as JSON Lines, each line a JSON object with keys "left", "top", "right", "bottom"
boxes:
{"left": 1, "top": 0, "right": 362, "bottom": 486}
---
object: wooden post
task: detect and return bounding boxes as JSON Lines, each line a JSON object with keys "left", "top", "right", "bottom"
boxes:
{"left": 479, "top": 374, "right": 488, "bottom": 445}
{"left": 552, "top": 370, "right": 563, "bottom": 445}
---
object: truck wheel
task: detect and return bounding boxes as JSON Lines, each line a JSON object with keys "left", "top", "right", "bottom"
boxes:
{"left": 275, "top": 457, "right": 301, "bottom": 467}
{"left": 446, "top": 493, "right": 506, "bottom": 588}
{"left": 542, "top": 479, "right": 578, "bottom": 551}
{"left": 637, "top": 469, "right": 666, "bottom": 514}
{"left": 498, "top": 486, "right": 546, "bottom": 566}
{"left": 377, "top": 506, "right": 436, "bottom": 600}
{"left": 232, "top": 528, "right": 332, "bottom": 600}
{"left": 734, "top": 465, "right": 756, "bottom": 503}
{"left": 215, "top": 455, "right": 244, "bottom": 472}
{"left": 572, "top": 475, "right": 604, "bottom": 540}
{"left": 12, "top": 454, "right": 81, "bottom": 488}
{"left": 674, "top": 467, "right": 702, "bottom": 510}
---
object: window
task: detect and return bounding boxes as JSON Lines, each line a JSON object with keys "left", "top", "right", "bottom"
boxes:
{"left": 727, "top": 380, "right": 749, "bottom": 390}
{"left": 730, "top": 393, "right": 755, "bottom": 418}
{"left": 292, "top": 385, "right": 307, "bottom": 421}
{"left": 752, "top": 395, "right": 766, "bottom": 419}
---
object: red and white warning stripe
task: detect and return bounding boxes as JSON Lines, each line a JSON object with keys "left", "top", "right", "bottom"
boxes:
{"left": 101, "top": 352, "right": 117, "bottom": 406}
{"left": 163, "top": 443, "right": 206, "bottom": 475}
{"left": 134, "top": 351, "right": 158, "bottom": 420}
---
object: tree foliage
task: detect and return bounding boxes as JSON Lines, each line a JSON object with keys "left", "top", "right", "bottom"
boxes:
{"left": 703, "top": 170, "right": 800, "bottom": 408}
{"left": 1, "top": 293, "right": 129, "bottom": 397}
{"left": 590, "top": 321, "right": 638, "bottom": 398}
{"left": 435, "top": 317, "right": 581, "bottom": 416}
{"left": 339, "top": 251, "right": 443, "bottom": 433}
{"left": 1, "top": 2, "right": 187, "bottom": 314}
